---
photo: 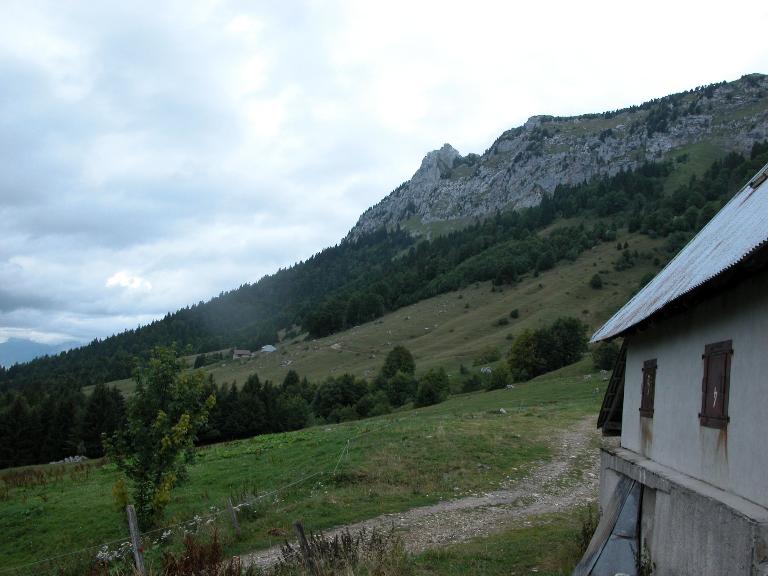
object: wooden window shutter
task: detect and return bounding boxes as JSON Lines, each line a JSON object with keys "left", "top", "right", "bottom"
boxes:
{"left": 699, "top": 340, "right": 732, "bottom": 428}
{"left": 640, "top": 359, "right": 656, "bottom": 417}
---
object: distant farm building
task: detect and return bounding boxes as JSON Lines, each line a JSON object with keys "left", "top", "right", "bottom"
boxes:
{"left": 232, "top": 349, "right": 251, "bottom": 359}
{"left": 261, "top": 344, "right": 277, "bottom": 353}
{"left": 576, "top": 164, "right": 768, "bottom": 575}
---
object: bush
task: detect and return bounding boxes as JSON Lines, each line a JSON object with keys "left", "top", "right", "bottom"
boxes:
{"left": 507, "top": 329, "right": 544, "bottom": 382}
{"left": 472, "top": 346, "right": 501, "bottom": 366}
{"left": 379, "top": 371, "right": 417, "bottom": 407}
{"left": 336, "top": 406, "right": 359, "bottom": 423}
{"left": 415, "top": 368, "right": 450, "bottom": 407}
{"left": 507, "top": 317, "right": 588, "bottom": 381}
{"left": 486, "top": 366, "right": 511, "bottom": 390}
{"left": 312, "top": 374, "right": 369, "bottom": 422}
{"left": 381, "top": 346, "right": 416, "bottom": 378}
{"left": 589, "top": 274, "right": 603, "bottom": 289}
{"left": 461, "top": 373, "right": 485, "bottom": 393}
{"left": 509, "top": 309, "right": 519, "bottom": 319}
{"left": 592, "top": 341, "right": 620, "bottom": 371}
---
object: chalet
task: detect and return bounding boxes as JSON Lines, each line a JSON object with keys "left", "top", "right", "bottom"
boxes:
{"left": 232, "top": 349, "right": 251, "bottom": 359}
{"left": 576, "top": 164, "right": 768, "bottom": 575}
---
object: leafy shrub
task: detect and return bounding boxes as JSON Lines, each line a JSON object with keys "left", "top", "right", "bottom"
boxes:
{"left": 312, "top": 374, "right": 369, "bottom": 422}
{"left": 589, "top": 274, "right": 603, "bottom": 289}
{"left": 472, "top": 346, "right": 501, "bottom": 366}
{"left": 592, "top": 341, "right": 620, "bottom": 371}
{"left": 374, "top": 372, "right": 417, "bottom": 407}
{"left": 486, "top": 366, "right": 511, "bottom": 390}
{"left": 381, "top": 346, "right": 416, "bottom": 378}
{"left": 415, "top": 368, "right": 450, "bottom": 407}
{"left": 613, "top": 250, "right": 635, "bottom": 271}
{"left": 461, "top": 373, "right": 485, "bottom": 393}
{"left": 507, "top": 317, "right": 588, "bottom": 381}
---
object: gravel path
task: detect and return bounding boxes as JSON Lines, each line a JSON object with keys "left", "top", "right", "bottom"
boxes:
{"left": 241, "top": 415, "right": 601, "bottom": 569}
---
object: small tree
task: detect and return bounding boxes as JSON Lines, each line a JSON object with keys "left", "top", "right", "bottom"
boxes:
{"left": 382, "top": 371, "right": 417, "bottom": 407}
{"left": 415, "top": 368, "right": 450, "bottom": 407}
{"left": 507, "top": 317, "right": 588, "bottom": 381}
{"left": 507, "top": 329, "right": 545, "bottom": 382}
{"left": 80, "top": 383, "right": 126, "bottom": 458}
{"left": 381, "top": 346, "right": 416, "bottom": 378}
{"left": 589, "top": 274, "right": 603, "bottom": 289}
{"left": 312, "top": 374, "right": 368, "bottom": 422}
{"left": 486, "top": 366, "right": 511, "bottom": 390}
{"left": 105, "top": 347, "right": 215, "bottom": 528}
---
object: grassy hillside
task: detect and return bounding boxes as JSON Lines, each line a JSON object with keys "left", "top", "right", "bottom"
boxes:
{"left": 92, "top": 233, "right": 651, "bottom": 394}
{"left": 206, "top": 237, "right": 658, "bottom": 387}
{"left": 92, "top": 228, "right": 658, "bottom": 398}
{"left": 2, "top": 357, "right": 603, "bottom": 573}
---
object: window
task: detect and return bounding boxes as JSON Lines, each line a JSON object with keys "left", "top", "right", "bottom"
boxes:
{"left": 699, "top": 340, "right": 732, "bottom": 428}
{"left": 640, "top": 359, "right": 656, "bottom": 417}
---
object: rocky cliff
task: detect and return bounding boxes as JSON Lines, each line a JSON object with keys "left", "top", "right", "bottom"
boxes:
{"left": 348, "top": 74, "right": 768, "bottom": 240}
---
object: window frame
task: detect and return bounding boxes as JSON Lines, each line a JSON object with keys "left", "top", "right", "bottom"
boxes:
{"left": 639, "top": 358, "right": 656, "bottom": 418}
{"left": 699, "top": 340, "right": 733, "bottom": 429}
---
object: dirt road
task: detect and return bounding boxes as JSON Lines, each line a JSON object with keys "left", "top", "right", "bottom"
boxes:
{"left": 241, "top": 415, "right": 602, "bottom": 569}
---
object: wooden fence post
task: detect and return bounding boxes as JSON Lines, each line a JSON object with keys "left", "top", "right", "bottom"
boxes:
{"left": 293, "top": 521, "right": 319, "bottom": 576}
{"left": 126, "top": 505, "right": 146, "bottom": 576}
{"left": 227, "top": 497, "right": 241, "bottom": 537}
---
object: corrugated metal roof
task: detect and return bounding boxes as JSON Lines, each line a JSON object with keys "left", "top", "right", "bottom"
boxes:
{"left": 591, "top": 162, "right": 768, "bottom": 342}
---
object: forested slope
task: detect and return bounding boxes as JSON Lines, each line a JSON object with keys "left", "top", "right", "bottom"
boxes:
{"left": 2, "top": 142, "right": 767, "bottom": 393}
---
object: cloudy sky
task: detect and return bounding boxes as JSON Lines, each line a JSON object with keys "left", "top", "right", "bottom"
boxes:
{"left": 1, "top": 0, "right": 767, "bottom": 348}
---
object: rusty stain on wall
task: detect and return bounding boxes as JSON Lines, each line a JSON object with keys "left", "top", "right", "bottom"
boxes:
{"left": 640, "top": 417, "right": 653, "bottom": 456}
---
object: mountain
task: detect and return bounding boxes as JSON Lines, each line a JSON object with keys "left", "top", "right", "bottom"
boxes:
{"left": 0, "top": 338, "right": 74, "bottom": 368}
{"left": 349, "top": 74, "right": 768, "bottom": 239}
{"left": 3, "top": 74, "right": 768, "bottom": 392}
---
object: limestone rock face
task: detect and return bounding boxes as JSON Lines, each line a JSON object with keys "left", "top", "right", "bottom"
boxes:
{"left": 348, "top": 74, "right": 768, "bottom": 240}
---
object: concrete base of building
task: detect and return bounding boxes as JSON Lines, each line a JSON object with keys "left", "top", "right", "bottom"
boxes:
{"left": 600, "top": 447, "right": 768, "bottom": 576}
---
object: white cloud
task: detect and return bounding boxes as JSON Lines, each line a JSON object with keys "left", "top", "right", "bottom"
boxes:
{"left": 0, "top": 327, "right": 78, "bottom": 345}
{"left": 106, "top": 271, "right": 152, "bottom": 292}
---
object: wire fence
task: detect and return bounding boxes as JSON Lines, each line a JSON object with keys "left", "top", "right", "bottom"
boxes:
{"left": 0, "top": 418, "right": 397, "bottom": 576}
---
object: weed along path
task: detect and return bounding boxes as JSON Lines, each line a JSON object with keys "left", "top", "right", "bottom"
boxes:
{"left": 240, "top": 415, "right": 601, "bottom": 568}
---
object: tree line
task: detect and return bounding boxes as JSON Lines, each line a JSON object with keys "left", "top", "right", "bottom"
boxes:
{"left": 0, "top": 345, "right": 450, "bottom": 469}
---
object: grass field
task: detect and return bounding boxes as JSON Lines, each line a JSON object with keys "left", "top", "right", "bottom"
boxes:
{"left": 1, "top": 357, "right": 604, "bottom": 573}
{"left": 412, "top": 509, "right": 591, "bottom": 576}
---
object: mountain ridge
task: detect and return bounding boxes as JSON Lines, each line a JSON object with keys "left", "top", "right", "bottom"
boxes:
{"left": 348, "top": 74, "right": 768, "bottom": 240}
{"left": 0, "top": 338, "right": 74, "bottom": 368}
{"left": 3, "top": 75, "right": 768, "bottom": 391}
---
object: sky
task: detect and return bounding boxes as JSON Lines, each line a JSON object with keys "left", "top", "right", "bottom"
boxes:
{"left": 1, "top": 0, "right": 767, "bottom": 348}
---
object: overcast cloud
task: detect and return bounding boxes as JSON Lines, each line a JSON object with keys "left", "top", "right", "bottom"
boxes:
{"left": 1, "top": 0, "right": 767, "bottom": 346}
